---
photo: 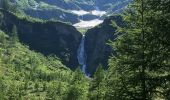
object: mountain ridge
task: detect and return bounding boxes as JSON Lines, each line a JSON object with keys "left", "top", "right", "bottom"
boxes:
{"left": 10, "top": 0, "right": 131, "bottom": 24}
{"left": 0, "top": 9, "right": 82, "bottom": 69}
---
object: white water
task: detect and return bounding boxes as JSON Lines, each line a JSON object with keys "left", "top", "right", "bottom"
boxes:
{"left": 76, "top": 6, "right": 106, "bottom": 74}
{"left": 77, "top": 35, "right": 87, "bottom": 74}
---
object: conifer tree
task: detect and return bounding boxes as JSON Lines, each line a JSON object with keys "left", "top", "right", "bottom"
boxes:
{"left": 108, "top": 0, "right": 170, "bottom": 99}
{"left": 0, "top": 12, "right": 3, "bottom": 26}
{"left": 0, "top": 0, "right": 10, "bottom": 11}
{"left": 67, "top": 67, "right": 89, "bottom": 100}
{"left": 0, "top": 78, "right": 6, "bottom": 99}
{"left": 10, "top": 25, "right": 19, "bottom": 44}
{"left": 89, "top": 64, "right": 105, "bottom": 100}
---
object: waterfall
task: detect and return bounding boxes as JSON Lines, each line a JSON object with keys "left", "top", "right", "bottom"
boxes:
{"left": 77, "top": 35, "right": 87, "bottom": 74}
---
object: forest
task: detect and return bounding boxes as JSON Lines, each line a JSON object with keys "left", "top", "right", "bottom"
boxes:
{"left": 0, "top": 0, "right": 170, "bottom": 100}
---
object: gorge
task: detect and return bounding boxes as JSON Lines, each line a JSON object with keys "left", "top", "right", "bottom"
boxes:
{"left": 0, "top": 0, "right": 131, "bottom": 74}
{"left": 1, "top": 0, "right": 169, "bottom": 99}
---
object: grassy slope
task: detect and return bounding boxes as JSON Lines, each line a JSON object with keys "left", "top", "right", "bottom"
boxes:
{"left": 0, "top": 30, "right": 73, "bottom": 99}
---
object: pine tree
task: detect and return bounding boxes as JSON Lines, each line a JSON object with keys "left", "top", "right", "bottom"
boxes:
{"left": 0, "top": 12, "right": 4, "bottom": 26}
{"left": 0, "top": 0, "right": 10, "bottom": 11}
{"left": 89, "top": 64, "right": 105, "bottom": 100}
{"left": 108, "top": 0, "right": 170, "bottom": 99}
{"left": 0, "top": 30, "right": 7, "bottom": 46}
{"left": 10, "top": 25, "right": 19, "bottom": 44}
{"left": 145, "top": 0, "right": 170, "bottom": 99}
{"left": 66, "top": 68, "right": 89, "bottom": 100}
{"left": 0, "top": 78, "right": 6, "bottom": 99}
{"left": 34, "top": 81, "right": 39, "bottom": 92}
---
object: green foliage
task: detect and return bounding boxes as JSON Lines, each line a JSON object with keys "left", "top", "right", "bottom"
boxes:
{"left": 0, "top": 0, "right": 18, "bottom": 13}
{"left": 0, "top": 0, "right": 10, "bottom": 11}
{"left": 0, "top": 29, "right": 77, "bottom": 99}
{"left": 0, "top": 12, "right": 4, "bottom": 25}
{"left": 67, "top": 68, "right": 89, "bottom": 100}
{"left": 89, "top": 64, "right": 106, "bottom": 100}
{"left": 0, "top": 0, "right": 169, "bottom": 99}
{"left": 107, "top": 0, "right": 170, "bottom": 99}
{"left": 10, "top": 25, "right": 19, "bottom": 44}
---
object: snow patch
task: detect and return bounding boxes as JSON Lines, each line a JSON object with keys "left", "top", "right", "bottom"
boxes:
{"left": 91, "top": 10, "right": 106, "bottom": 16}
{"left": 32, "top": 2, "right": 39, "bottom": 10}
{"left": 71, "top": 10, "right": 106, "bottom": 16}
{"left": 73, "top": 19, "right": 103, "bottom": 29}
{"left": 71, "top": 10, "right": 89, "bottom": 16}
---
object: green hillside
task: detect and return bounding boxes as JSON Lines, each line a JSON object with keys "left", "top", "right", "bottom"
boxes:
{"left": 0, "top": 30, "right": 74, "bottom": 99}
{"left": 0, "top": 0, "right": 170, "bottom": 100}
{"left": 0, "top": 9, "right": 82, "bottom": 70}
{"left": 0, "top": 29, "right": 90, "bottom": 100}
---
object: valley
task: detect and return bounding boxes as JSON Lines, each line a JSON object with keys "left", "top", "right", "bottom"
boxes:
{"left": 4, "top": 0, "right": 131, "bottom": 74}
{"left": 1, "top": 0, "right": 169, "bottom": 99}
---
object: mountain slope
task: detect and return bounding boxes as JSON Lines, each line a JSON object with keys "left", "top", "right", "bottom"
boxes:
{"left": 85, "top": 15, "right": 125, "bottom": 74}
{"left": 0, "top": 30, "right": 74, "bottom": 99}
{"left": 0, "top": 9, "right": 82, "bottom": 69}
{"left": 10, "top": 0, "right": 131, "bottom": 24}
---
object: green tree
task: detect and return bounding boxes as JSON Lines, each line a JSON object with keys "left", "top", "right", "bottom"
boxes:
{"left": 0, "top": 78, "right": 6, "bottom": 99}
{"left": 7, "top": 82, "right": 21, "bottom": 100}
{"left": 0, "top": 0, "right": 10, "bottom": 11}
{"left": 34, "top": 81, "right": 39, "bottom": 92}
{"left": 67, "top": 68, "right": 89, "bottom": 100}
{"left": 89, "top": 64, "right": 105, "bottom": 100}
{"left": 46, "top": 81, "right": 65, "bottom": 100}
{"left": 0, "top": 12, "right": 4, "bottom": 26}
{"left": 42, "top": 82, "right": 47, "bottom": 91}
{"left": 0, "top": 30, "right": 7, "bottom": 46}
{"left": 10, "top": 25, "right": 19, "bottom": 44}
{"left": 0, "top": 0, "right": 18, "bottom": 13}
{"left": 108, "top": 0, "right": 170, "bottom": 99}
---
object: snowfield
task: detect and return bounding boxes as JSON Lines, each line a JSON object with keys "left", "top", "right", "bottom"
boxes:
{"left": 91, "top": 10, "right": 106, "bottom": 16}
{"left": 71, "top": 9, "right": 106, "bottom": 29}
{"left": 73, "top": 19, "right": 103, "bottom": 29}
{"left": 71, "top": 10, "right": 89, "bottom": 16}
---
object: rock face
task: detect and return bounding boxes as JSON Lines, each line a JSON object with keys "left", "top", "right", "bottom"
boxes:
{"left": 24, "top": 9, "right": 99, "bottom": 24}
{"left": 0, "top": 9, "right": 82, "bottom": 69}
{"left": 85, "top": 15, "right": 124, "bottom": 74}
{"left": 24, "top": 9, "right": 80, "bottom": 24}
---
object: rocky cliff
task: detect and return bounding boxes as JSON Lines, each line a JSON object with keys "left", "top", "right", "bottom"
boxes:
{"left": 0, "top": 9, "right": 82, "bottom": 69}
{"left": 85, "top": 15, "right": 124, "bottom": 74}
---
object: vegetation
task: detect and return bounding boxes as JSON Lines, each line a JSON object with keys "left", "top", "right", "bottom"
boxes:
{"left": 0, "top": 30, "right": 74, "bottom": 99}
{"left": 107, "top": 0, "right": 170, "bottom": 99}
{"left": 0, "top": 0, "right": 170, "bottom": 99}
{"left": 0, "top": 0, "right": 18, "bottom": 13}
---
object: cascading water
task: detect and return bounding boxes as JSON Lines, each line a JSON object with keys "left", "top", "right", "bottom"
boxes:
{"left": 77, "top": 35, "right": 87, "bottom": 74}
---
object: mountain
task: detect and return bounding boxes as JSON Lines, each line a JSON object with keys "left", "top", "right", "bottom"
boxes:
{"left": 0, "top": 9, "right": 82, "bottom": 69}
{"left": 85, "top": 15, "right": 125, "bottom": 74}
{"left": 0, "top": 29, "right": 76, "bottom": 99}
{"left": 0, "top": 0, "right": 170, "bottom": 99}
{"left": 10, "top": 0, "right": 131, "bottom": 24}
{"left": 0, "top": 0, "right": 131, "bottom": 73}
